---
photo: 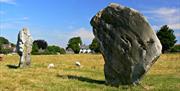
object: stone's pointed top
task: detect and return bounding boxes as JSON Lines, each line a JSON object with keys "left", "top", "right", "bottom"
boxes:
{"left": 109, "top": 3, "right": 139, "bottom": 13}
{"left": 21, "top": 27, "right": 31, "bottom": 36}
{"left": 108, "top": 3, "right": 119, "bottom": 7}
{"left": 129, "top": 8, "right": 139, "bottom": 13}
{"left": 22, "top": 27, "right": 28, "bottom": 31}
{"left": 108, "top": 3, "right": 124, "bottom": 9}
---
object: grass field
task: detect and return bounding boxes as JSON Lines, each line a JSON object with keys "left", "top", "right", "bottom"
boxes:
{"left": 0, "top": 53, "right": 180, "bottom": 91}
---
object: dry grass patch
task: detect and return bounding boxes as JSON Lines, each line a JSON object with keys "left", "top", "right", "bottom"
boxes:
{"left": 0, "top": 53, "right": 179, "bottom": 91}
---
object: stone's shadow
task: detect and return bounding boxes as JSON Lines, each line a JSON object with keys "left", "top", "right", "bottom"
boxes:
{"left": 6, "top": 64, "right": 19, "bottom": 69}
{"left": 57, "top": 74, "right": 105, "bottom": 85}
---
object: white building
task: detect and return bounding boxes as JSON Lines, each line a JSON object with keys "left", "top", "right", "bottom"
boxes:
{"left": 66, "top": 48, "right": 74, "bottom": 54}
{"left": 79, "top": 44, "right": 92, "bottom": 54}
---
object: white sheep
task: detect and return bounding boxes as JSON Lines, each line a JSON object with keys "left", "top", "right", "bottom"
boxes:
{"left": 75, "top": 61, "right": 81, "bottom": 67}
{"left": 48, "top": 63, "right": 55, "bottom": 69}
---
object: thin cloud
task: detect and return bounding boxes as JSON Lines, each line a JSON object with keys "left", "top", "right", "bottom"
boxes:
{"left": 143, "top": 7, "right": 180, "bottom": 30}
{"left": 0, "top": 22, "right": 20, "bottom": 30}
{"left": 169, "top": 23, "right": 180, "bottom": 30}
{"left": 152, "top": 25, "right": 160, "bottom": 31}
{"left": 72, "top": 27, "right": 94, "bottom": 40}
{"left": 22, "top": 17, "right": 29, "bottom": 21}
{"left": 31, "top": 27, "right": 94, "bottom": 48}
{"left": 0, "top": 11, "right": 5, "bottom": 15}
{"left": 0, "top": 16, "right": 29, "bottom": 30}
{"left": 145, "top": 8, "right": 178, "bottom": 15}
{"left": 1, "top": 16, "right": 29, "bottom": 22}
{"left": 0, "top": 0, "right": 16, "bottom": 4}
{"left": 175, "top": 33, "right": 180, "bottom": 37}
{"left": 152, "top": 23, "right": 180, "bottom": 31}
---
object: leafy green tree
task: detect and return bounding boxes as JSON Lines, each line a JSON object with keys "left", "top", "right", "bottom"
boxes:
{"left": 157, "top": 25, "right": 177, "bottom": 53}
{"left": 67, "top": 37, "right": 82, "bottom": 53}
{"left": 46, "top": 45, "right": 61, "bottom": 54}
{"left": 0, "top": 37, "right": 9, "bottom": 45}
{"left": 33, "top": 40, "right": 48, "bottom": 49}
{"left": 89, "top": 38, "right": 101, "bottom": 53}
{"left": 31, "top": 43, "right": 39, "bottom": 54}
{"left": 11, "top": 43, "right": 16, "bottom": 47}
{"left": 0, "top": 49, "right": 11, "bottom": 54}
{"left": 0, "top": 37, "right": 10, "bottom": 53}
{"left": 171, "top": 44, "right": 180, "bottom": 52}
{"left": 59, "top": 48, "right": 66, "bottom": 54}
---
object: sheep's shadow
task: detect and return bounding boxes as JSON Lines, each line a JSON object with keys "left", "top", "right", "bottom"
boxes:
{"left": 6, "top": 64, "right": 19, "bottom": 69}
{"left": 57, "top": 74, "right": 105, "bottom": 85}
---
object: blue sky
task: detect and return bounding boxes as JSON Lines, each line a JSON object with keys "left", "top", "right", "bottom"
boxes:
{"left": 0, "top": 0, "right": 180, "bottom": 48}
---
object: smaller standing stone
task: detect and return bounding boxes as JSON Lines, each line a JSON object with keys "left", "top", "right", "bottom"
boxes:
{"left": 16, "top": 28, "right": 33, "bottom": 68}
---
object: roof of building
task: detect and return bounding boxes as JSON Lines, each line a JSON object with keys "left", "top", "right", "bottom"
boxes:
{"left": 80, "top": 44, "right": 89, "bottom": 49}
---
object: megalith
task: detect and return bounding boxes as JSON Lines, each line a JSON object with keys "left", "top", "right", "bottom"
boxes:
{"left": 16, "top": 28, "right": 33, "bottom": 68}
{"left": 90, "top": 3, "right": 162, "bottom": 85}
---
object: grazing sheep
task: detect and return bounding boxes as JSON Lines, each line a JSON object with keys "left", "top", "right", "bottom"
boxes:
{"left": 75, "top": 61, "right": 81, "bottom": 67}
{"left": 48, "top": 63, "right": 55, "bottom": 69}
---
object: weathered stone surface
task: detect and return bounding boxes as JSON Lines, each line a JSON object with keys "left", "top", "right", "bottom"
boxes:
{"left": 16, "top": 28, "right": 33, "bottom": 68}
{"left": 90, "top": 3, "right": 162, "bottom": 85}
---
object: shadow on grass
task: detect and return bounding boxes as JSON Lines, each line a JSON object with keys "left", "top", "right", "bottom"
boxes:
{"left": 56, "top": 74, "right": 145, "bottom": 90}
{"left": 57, "top": 74, "right": 105, "bottom": 85}
{"left": 6, "top": 64, "right": 19, "bottom": 69}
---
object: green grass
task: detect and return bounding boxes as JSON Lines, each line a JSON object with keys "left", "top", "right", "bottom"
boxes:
{"left": 0, "top": 53, "right": 180, "bottom": 91}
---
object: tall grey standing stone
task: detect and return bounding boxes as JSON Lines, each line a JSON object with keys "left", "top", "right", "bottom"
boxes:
{"left": 90, "top": 3, "right": 162, "bottom": 85}
{"left": 16, "top": 28, "right": 33, "bottom": 68}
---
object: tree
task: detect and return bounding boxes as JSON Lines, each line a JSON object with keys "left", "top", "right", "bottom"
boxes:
{"left": 46, "top": 45, "right": 66, "bottom": 54}
{"left": 67, "top": 37, "right": 82, "bottom": 53}
{"left": 0, "top": 49, "right": 12, "bottom": 54}
{"left": 0, "top": 37, "right": 9, "bottom": 45}
{"left": 31, "top": 43, "right": 39, "bottom": 54}
{"left": 0, "top": 37, "right": 10, "bottom": 53}
{"left": 33, "top": 40, "right": 48, "bottom": 49}
{"left": 59, "top": 48, "right": 66, "bottom": 54}
{"left": 89, "top": 38, "right": 101, "bottom": 53}
{"left": 171, "top": 44, "right": 180, "bottom": 52}
{"left": 157, "top": 25, "right": 177, "bottom": 53}
{"left": 48, "top": 45, "right": 60, "bottom": 54}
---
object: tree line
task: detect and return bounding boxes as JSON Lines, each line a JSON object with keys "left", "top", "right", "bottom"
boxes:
{"left": 0, "top": 25, "right": 179, "bottom": 54}
{"left": 31, "top": 37, "right": 100, "bottom": 54}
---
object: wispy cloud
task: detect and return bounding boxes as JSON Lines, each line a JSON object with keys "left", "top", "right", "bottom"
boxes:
{"left": 0, "top": 0, "right": 16, "bottom": 5}
{"left": 0, "top": 11, "right": 5, "bottom": 15}
{"left": 152, "top": 23, "right": 180, "bottom": 31}
{"left": 143, "top": 7, "right": 180, "bottom": 23}
{"left": 169, "top": 23, "right": 180, "bottom": 30}
{"left": 145, "top": 8, "right": 178, "bottom": 15}
{"left": 31, "top": 27, "right": 94, "bottom": 48}
{"left": 0, "top": 16, "right": 29, "bottom": 30}
{"left": 0, "top": 22, "right": 17, "bottom": 29}
{"left": 22, "top": 17, "right": 29, "bottom": 21}
{"left": 72, "top": 27, "right": 94, "bottom": 40}
{"left": 175, "top": 33, "right": 180, "bottom": 37}
{"left": 1, "top": 16, "right": 29, "bottom": 22}
{"left": 151, "top": 25, "right": 160, "bottom": 31}
{"left": 143, "top": 7, "right": 180, "bottom": 30}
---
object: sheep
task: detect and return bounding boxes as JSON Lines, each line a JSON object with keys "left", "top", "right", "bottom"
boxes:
{"left": 75, "top": 61, "right": 81, "bottom": 67}
{"left": 48, "top": 63, "right": 55, "bottom": 69}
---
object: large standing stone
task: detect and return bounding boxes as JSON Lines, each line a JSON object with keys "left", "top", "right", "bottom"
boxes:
{"left": 16, "top": 28, "right": 33, "bottom": 68}
{"left": 90, "top": 3, "right": 162, "bottom": 85}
